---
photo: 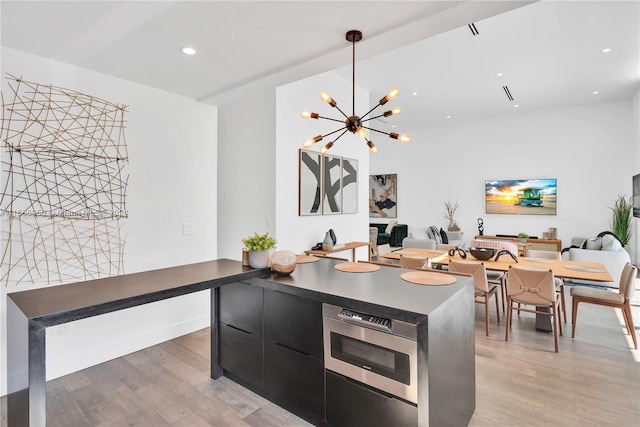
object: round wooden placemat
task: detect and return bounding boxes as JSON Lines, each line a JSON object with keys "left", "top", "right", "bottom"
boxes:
{"left": 296, "top": 255, "right": 320, "bottom": 264}
{"left": 400, "top": 271, "right": 457, "bottom": 286}
{"left": 334, "top": 262, "right": 380, "bottom": 273}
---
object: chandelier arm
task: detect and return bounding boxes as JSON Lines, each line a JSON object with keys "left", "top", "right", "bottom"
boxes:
{"left": 360, "top": 114, "right": 386, "bottom": 123}
{"left": 321, "top": 127, "right": 348, "bottom": 139}
{"left": 361, "top": 126, "right": 392, "bottom": 137}
{"left": 359, "top": 103, "right": 383, "bottom": 121}
{"left": 317, "top": 115, "right": 347, "bottom": 124}
{"left": 333, "top": 104, "right": 350, "bottom": 120}
{"left": 333, "top": 128, "right": 350, "bottom": 143}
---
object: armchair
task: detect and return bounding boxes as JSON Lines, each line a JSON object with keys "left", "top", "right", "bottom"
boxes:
{"left": 370, "top": 223, "right": 408, "bottom": 247}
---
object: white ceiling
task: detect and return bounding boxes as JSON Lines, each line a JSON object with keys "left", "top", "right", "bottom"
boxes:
{"left": 1, "top": 1, "right": 638, "bottom": 133}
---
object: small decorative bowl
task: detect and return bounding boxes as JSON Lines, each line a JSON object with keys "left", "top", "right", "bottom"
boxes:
{"left": 468, "top": 247, "right": 496, "bottom": 261}
{"left": 270, "top": 250, "right": 297, "bottom": 276}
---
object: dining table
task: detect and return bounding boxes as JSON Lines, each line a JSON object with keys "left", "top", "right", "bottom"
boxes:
{"left": 380, "top": 247, "right": 613, "bottom": 332}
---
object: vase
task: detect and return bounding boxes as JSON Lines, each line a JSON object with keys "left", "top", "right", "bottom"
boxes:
{"left": 248, "top": 250, "right": 270, "bottom": 268}
{"left": 322, "top": 231, "right": 334, "bottom": 251}
{"left": 448, "top": 220, "right": 460, "bottom": 232}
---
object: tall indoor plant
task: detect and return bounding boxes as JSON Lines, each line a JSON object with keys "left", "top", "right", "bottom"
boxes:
{"left": 609, "top": 194, "right": 633, "bottom": 246}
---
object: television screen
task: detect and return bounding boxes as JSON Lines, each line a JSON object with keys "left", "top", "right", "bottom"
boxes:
{"left": 634, "top": 174, "right": 640, "bottom": 218}
{"left": 485, "top": 178, "right": 557, "bottom": 215}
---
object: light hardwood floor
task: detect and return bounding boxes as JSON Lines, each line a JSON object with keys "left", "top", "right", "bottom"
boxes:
{"left": 2, "top": 285, "right": 639, "bottom": 427}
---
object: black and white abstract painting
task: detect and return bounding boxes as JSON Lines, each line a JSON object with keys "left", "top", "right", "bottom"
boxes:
{"left": 322, "top": 154, "right": 342, "bottom": 214}
{"left": 341, "top": 157, "right": 358, "bottom": 214}
{"left": 298, "top": 149, "right": 322, "bottom": 215}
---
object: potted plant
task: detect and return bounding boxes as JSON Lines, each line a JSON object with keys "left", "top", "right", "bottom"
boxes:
{"left": 242, "top": 232, "right": 277, "bottom": 268}
{"left": 517, "top": 232, "right": 529, "bottom": 243}
{"left": 610, "top": 194, "right": 633, "bottom": 246}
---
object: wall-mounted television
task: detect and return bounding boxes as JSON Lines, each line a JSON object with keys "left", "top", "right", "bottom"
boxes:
{"left": 633, "top": 174, "right": 640, "bottom": 218}
{"left": 485, "top": 178, "right": 557, "bottom": 215}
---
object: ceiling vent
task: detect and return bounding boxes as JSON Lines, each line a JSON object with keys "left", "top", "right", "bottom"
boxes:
{"left": 468, "top": 23, "right": 479, "bottom": 36}
{"left": 503, "top": 85, "right": 514, "bottom": 101}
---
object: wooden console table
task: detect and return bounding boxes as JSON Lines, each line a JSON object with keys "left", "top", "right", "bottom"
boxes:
{"left": 304, "top": 241, "right": 371, "bottom": 262}
{"left": 475, "top": 235, "right": 562, "bottom": 252}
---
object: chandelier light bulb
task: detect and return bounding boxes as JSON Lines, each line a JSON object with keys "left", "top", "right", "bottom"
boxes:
{"left": 303, "top": 135, "right": 323, "bottom": 148}
{"left": 320, "top": 91, "right": 337, "bottom": 107}
{"left": 399, "top": 134, "right": 411, "bottom": 144}
{"left": 357, "top": 128, "right": 368, "bottom": 139}
{"left": 388, "top": 87, "right": 400, "bottom": 99}
{"left": 320, "top": 141, "right": 334, "bottom": 155}
{"left": 367, "top": 140, "right": 378, "bottom": 154}
{"left": 391, "top": 106, "right": 402, "bottom": 115}
{"left": 301, "top": 110, "right": 311, "bottom": 118}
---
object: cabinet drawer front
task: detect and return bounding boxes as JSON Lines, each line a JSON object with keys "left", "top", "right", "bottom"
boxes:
{"left": 264, "top": 289, "right": 323, "bottom": 359}
{"left": 219, "top": 323, "right": 263, "bottom": 387}
{"left": 326, "top": 371, "right": 417, "bottom": 427}
{"left": 220, "top": 282, "right": 263, "bottom": 336}
{"left": 264, "top": 340, "right": 324, "bottom": 419}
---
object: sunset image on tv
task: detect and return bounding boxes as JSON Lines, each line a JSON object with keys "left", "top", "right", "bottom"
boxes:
{"left": 485, "top": 179, "right": 557, "bottom": 215}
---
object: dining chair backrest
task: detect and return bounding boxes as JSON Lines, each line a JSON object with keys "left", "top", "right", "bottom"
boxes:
{"left": 449, "top": 260, "right": 488, "bottom": 293}
{"left": 400, "top": 255, "right": 429, "bottom": 270}
{"left": 526, "top": 249, "right": 561, "bottom": 260}
{"left": 472, "top": 239, "right": 519, "bottom": 259}
{"left": 619, "top": 263, "right": 637, "bottom": 301}
{"left": 506, "top": 266, "right": 556, "bottom": 307}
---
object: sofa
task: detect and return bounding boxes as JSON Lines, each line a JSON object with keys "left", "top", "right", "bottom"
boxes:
{"left": 403, "top": 227, "right": 466, "bottom": 250}
{"left": 561, "top": 234, "right": 631, "bottom": 288}
{"left": 370, "top": 223, "right": 408, "bottom": 247}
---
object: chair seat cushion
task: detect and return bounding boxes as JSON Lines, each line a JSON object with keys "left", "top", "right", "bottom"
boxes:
{"left": 569, "top": 286, "right": 624, "bottom": 303}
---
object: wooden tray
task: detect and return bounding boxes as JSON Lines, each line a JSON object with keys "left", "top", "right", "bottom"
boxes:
{"left": 400, "top": 271, "right": 457, "bottom": 286}
{"left": 296, "top": 255, "right": 320, "bottom": 264}
{"left": 334, "top": 262, "right": 380, "bottom": 273}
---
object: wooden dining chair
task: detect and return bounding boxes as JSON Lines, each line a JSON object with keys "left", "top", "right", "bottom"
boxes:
{"left": 525, "top": 249, "right": 567, "bottom": 323}
{"left": 570, "top": 262, "right": 638, "bottom": 349}
{"left": 449, "top": 260, "right": 500, "bottom": 336}
{"left": 400, "top": 255, "right": 429, "bottom": 270}
{"left": 505, "top": 266, "right": 562, "bottom": 352}
{"left": 470, "top": 239, "right": 519, "bottom": 312}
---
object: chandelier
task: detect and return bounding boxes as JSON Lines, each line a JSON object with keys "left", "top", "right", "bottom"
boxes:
{"left": 301, "top": 30, "right": 410, "bottom": 155}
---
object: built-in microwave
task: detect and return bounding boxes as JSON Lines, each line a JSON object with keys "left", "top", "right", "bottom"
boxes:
{"left": 322, "top": 303, "right": 418, "bottom": 404}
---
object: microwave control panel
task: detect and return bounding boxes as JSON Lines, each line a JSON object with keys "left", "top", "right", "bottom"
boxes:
{"left": 339, "top": 308, "right": 392, "bottom": 332}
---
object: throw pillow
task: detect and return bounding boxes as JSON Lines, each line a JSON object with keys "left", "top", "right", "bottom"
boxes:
{"left": 601, "top": 234, "right": 622, "bottom": 251}
{"left": 584, "top": 237, "right": 602, "bottom": 250}
{"left": 410, "top": 229, "right": 429, "bottom": 239}
{"left": 385, "top": 220, "right": 398, "bottom": 235}
{"left": 439, "top": 228, "right": 449, "bottom": 244}
{"left": 427, "top": 226, "right": 442, "bottom": 243}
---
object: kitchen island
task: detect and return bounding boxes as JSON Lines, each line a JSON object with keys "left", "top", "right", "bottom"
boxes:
{"left": 7, "top": 258, "right": 475, "bottom": 426}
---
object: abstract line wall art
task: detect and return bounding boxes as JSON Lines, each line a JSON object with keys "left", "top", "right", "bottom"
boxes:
{"left": 0, "top": 74, "right": 129, "bottom": 286}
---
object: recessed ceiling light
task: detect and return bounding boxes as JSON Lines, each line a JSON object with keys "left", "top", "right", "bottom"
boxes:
{"left": 601, "top": 48, "right": 611, "bottom": 53}
{"left": 412, "top": 92, "right": 418, "bottom": 96}
{"left": 514, "top": 104, "right": 519, "bottom": 108}
{"left": 592, "top": 91, "right": 599, "bottom": 95}
{"left": 496, "top": 72, "right": 503, "bottom": 77}
{"left": 445, "top": 115, "right": 452, "bottom": 119}
{"left": 180, "top": 46, "right": 198, "bottom": 55}
{"left": 392, "top": 125, "right": 397, "bottom": 128}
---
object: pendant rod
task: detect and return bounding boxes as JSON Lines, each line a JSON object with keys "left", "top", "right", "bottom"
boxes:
{"left": 352, "top": 36, "right": 356, "bottom": 116}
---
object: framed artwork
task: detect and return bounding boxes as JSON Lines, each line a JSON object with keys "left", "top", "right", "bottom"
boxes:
{"left": 299, "top": 149, "right": 322, "bottom": 215}
{"left": 341, "top": 157, "right": 358, "bottom": 214}
{"left": 322, "top": 154, "right": 342, "bottom": 214}
{"left": 485, "top": 178, "right": 557, "bottom": 215}
{"left": 369, "top": 174, "right": 397, "bottom": 218}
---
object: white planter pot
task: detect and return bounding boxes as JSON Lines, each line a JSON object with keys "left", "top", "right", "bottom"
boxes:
{"left": 248, "top": 250, "right": 270, "bottom": 268}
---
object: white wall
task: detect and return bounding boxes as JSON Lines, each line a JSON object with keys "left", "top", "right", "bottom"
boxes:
{"left": 274, "top": 71, "right": 370, "bottom": 257}
{"left": 371, "top": 99, "right": 635, "bottom": 250}
{"left": 217, "top": 87, "right": 276, "bottom": 261}
{"left": 1, "top": 48, "right": 217, "bottom": 394}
